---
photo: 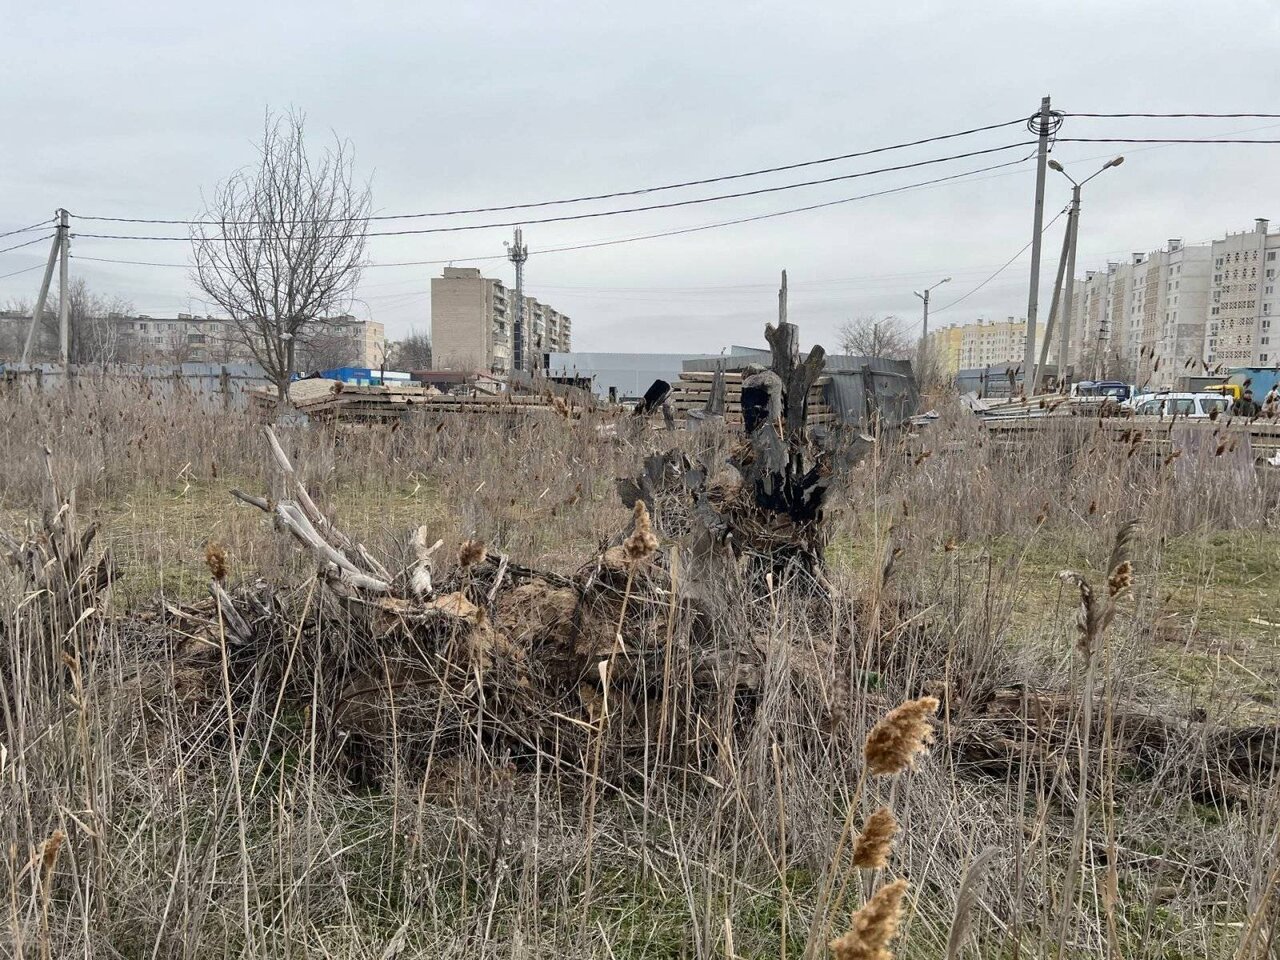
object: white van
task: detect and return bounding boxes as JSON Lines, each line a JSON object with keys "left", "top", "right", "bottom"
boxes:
{"left": 1128, "top": 393, "right": 1233, "bottom": 419}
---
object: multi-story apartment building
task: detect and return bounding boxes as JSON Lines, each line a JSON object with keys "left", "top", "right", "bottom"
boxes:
{"left": 1074, "top": 242, "right": 1214, "bottom": 388}
{"left": 430, "top": 267, "right": 571, "bottom": 374}
{"left": 1065, "top": 253, "right": 1189, "bottom": 385}
{"left": 1155, "top": 241, "right": 1212, "bottom": 385}
{"left": 951, "top": 317, "right": 1041, "bottom": 370}
{"left": 113, "top": 314, "right": 385, "bottom": 367}
{"left": 1205, "top": 218, "right": 1280, "bottom": 369}
{"left": 924, "top": 323, "right": 964, "bottom": 375}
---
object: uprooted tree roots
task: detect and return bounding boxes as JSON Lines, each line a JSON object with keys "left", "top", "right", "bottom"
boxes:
{"left": 3, "top": 321, "right": 1278, "bottom": 811}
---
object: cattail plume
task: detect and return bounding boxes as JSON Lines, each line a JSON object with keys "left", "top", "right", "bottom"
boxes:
{"left": 829, "top": 878, "right": 909, "bottom": 960}
{"left": 864, "top": 697, "right": 940, "bottom": 777}
{"left": 852, "top": 807, "right": 899, "bottom": 869}
{"left": 204, "top": 542, "right": 228, "bottom": 581}
{"left": 459, "top": 539, "right": 486, "bottom": 567}
{"left": 622, "top": 500, "right": 659, "bottom": 562}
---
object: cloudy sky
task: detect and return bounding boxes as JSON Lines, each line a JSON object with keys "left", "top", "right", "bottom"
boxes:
{"left": 3, "top": 0, "right": 1279, "bottom": 354}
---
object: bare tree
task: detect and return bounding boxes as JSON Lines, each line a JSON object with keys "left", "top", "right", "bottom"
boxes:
{"left": 39, "top": 279, "right": 134, "bottom": 365}
{"left": 387, "top": 328, "right": 432, "bottom": 371}
{"left": 190, "top": 110, "right": 371, "bottom": 401}
{"left": 836, "top": 314, "right": 914, "bottom": 361}
{"left": 295, "top": 324, "right": 359, "bottom": 373}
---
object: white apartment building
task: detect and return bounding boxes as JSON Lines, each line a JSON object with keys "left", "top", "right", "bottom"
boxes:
{"left": 1205, "top": 218, "right": 1280, "bottom": 369}
{"left": 1066, "top": 239, "right": 1211, "bottom": 388}
{"left": 1157, "top": 241, "right": 1212, "bottom": 384}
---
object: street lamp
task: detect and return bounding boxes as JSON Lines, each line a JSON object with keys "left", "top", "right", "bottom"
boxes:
{"left": 1039, "top": 156, "right": 1124, "bottom": 389}
{"left": 914, "top": 276, "right": 950, "bottom": 383}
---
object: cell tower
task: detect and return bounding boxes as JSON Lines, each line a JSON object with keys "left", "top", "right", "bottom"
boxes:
{"left": 507, "top": 227, "right": 529, "bottom": 374}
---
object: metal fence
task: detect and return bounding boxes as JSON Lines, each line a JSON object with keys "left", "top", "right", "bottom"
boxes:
{"left": 0, "top": 362, "right": 273, "bottom": 408}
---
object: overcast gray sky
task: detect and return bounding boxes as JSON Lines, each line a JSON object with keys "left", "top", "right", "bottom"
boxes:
{"left": 3, "top": 0, "right": 1279, "bottom": 354}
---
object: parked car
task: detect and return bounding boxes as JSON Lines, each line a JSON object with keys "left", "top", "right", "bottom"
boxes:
{"left": 1128, "top": 392, "right": 1232, "bottom": 419}
{"left": 1071, "top": 380, "right": 1134, "bottom": 403}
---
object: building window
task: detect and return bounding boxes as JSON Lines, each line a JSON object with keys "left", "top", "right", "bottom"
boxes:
{"left": 1262, "top": 354, "right": 1270, "bottom": 363}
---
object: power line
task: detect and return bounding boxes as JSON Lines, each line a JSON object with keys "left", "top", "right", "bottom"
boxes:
{"left": 1057, "top": 137, "right": 1280, "bottom": 144}
{"left": 69, "top": 154, "right": 1035, "bottom": 271}
{"left": 1063, "top": 112, "right": 1280, "bottom": 119}
{"left": 70, "top": 117, "right": 1030, "bottom": 226}
{"left": 0, "top": 234, "right": 54, "bottom": 256}
{"left": 0, "top": 262, "right": 48, "bottom": 282}
{"left": 0, "top": 218, "right": 56, "bottom": 240}
{"left": 70, "top": 142, "right": 1039, "bottom": 242}
{"left": 931, "top": 207, "right": 1068, "bottom": 315}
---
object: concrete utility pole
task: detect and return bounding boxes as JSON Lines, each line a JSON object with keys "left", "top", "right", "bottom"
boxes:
{"left": 507, "top": 227, "right": 529, "bottom": 375}
{"left": 1036, "top": 197, "right": 1076, "bottom": 391}
{"left": 914, "top": 276, "right": 950, "bottom": 383}
{"left": 1022, "top": 96, "right": 1054, "bottom": 390}
{"left": 1046, "top": 156, "right": 1124, "bottom": 389}
{"left": 20, "top": 209, "right": 69, "bottom": 365}
{"left": 57, "top": 208, "right": 70, "bottom": 365}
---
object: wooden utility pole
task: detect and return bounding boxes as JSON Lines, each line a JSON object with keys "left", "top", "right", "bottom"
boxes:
{"left": 1022, "top": 97, "right": 1053, "bottom": 390}
{"left": 20, "top": 210, "right": 68, "bottom": 365}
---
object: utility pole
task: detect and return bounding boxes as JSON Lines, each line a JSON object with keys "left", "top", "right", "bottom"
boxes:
{"left": 57, "top": 209, "right": 70, "bottom": 365}
{"left": 914, "top": 276, "right": 950, "bottom": 385}
{"left": 1045, "top": 155, "right": 1123, "bottom": 389}
{"left": 507, "top": 227, "right": 529, "bottom": 375}
{"left": 1022, "top": 96, "right": 1054, "bottom": 392}
{"left": 1036, "top": 198, "right": 1075, "bottom": 390}
{"left": 20, "top": 209, "right": 69, "bottom": 365}
{"left": 1056, "top": 186, "right": 1081, "bottom": 388}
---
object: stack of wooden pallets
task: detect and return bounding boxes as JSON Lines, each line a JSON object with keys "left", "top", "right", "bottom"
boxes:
{"left": 250, "top": 379, "right": 573, "bottom": 421}
{"left": 665, "top": 371, "right": 837, "bottom": 426}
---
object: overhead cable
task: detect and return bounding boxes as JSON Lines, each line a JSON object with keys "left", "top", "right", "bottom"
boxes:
{"left": 69, "top": 154, "right": 1035, "bottom": 269}
{"left": 0, "top": 234, "right": 55, "bottom": 256}
{"left": 70, "top": 117, "right": 1030, "bottom": 225}
{"left": 70, "top": 142, "right": 1039, "bottom": 242}
{"left": 0, "top": 218, "right": 56, "bottom": 240}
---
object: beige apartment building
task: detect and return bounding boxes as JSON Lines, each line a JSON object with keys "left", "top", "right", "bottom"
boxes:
{"left": 950, "top": 317, "right": 1041, "bottom": 370}
{"left": 925, "top": 324, "right": 964, "bottom": 374}
{"left": 430, "top": 266, "right": 571, "bottom": 374}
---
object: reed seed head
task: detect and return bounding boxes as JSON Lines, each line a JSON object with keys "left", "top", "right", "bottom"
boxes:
{"left": 851, "top": 806, "right": 899, "bottom": 869}
{"left": 41, "top": 829, "right": 65, "bottom": 872}
{"left": 828, "top": 877, "right": 909, "bottom": 960}
{"left": 204, "top": 542, "right": 228, "bottom": 582}
{"left": 1107, "top": 559, "right": 1133, "bottom": 599}
{"left": 623, "top": 500, "right": 659, "bottom": 563}
{"left": 459, "top": 539, "right": 486, "bottom": 567}
{"left": 864, "top": 696, "right": 940, "bottom": 777}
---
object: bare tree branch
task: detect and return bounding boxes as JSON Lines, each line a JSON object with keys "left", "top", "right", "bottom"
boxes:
{"left": 190, "top": 109, "right": 371, "bottom": 400}
{"left": 835, "top": 314, "right": 914, "bottom": 361}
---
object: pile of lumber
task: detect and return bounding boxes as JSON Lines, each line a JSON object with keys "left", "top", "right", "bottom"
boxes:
{"left": 250, "top": 379, "right": 573, "bottom": 421}
{"left": 666, "top": 370, "right": 837, "bottom": 426}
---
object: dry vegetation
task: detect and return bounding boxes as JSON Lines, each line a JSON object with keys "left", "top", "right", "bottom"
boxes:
{"left": 2, "top": 375, "right": 1280, "bottom": 959}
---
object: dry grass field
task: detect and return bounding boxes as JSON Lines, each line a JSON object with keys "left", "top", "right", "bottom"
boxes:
{"left": 2, "top": 377, "right": 1279, "bottom": 958}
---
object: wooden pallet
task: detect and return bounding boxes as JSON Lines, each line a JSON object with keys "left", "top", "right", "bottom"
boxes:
{"left": 666, "top": 370, "right": 836, "bottom": 426}
{"left": 251, "top": 379, "right": 572, "bottom": 421}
